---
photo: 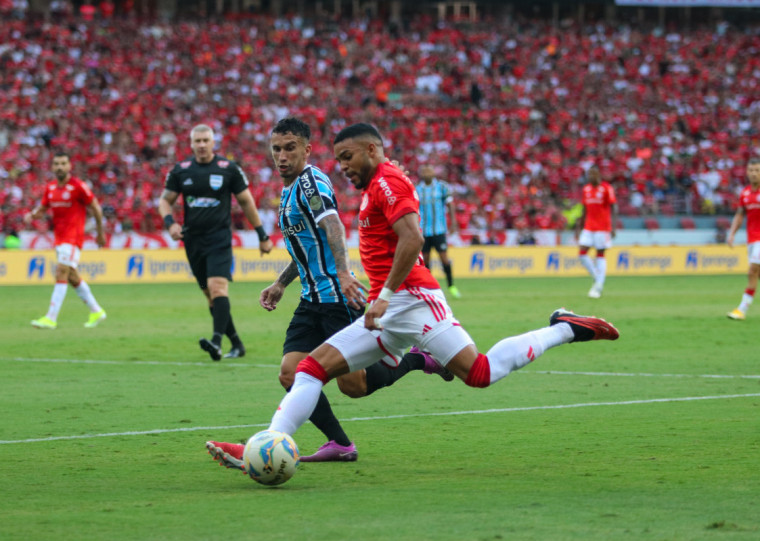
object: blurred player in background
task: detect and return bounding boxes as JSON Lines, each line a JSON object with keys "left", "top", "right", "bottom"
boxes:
{"left": 24, "top": 151, "right": 107, "bottom": 329}
{"left": 158, "top": 124, "right": 273, "bottom": 360}
{"left": 417, "top": 164, "right": 460, "bottom": 299}
{"left": 726, "top": 158, "right": 760, "bottom": 320}
{"left": 206, "top": 118, "right": 452, "bottom": 466}
{"left": 575, "top": 165, "right": 618, "bottom": 298}
{"left": 258, "top": 123, "right": 618, "bottom": 445}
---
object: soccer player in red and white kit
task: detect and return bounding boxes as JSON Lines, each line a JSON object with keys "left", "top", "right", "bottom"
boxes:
{"left": 258, "top": 123, "right": 619, "bottom": 446}
{"left": 726, "top": 158, "right": 760, "bottom": 320}
{"left": 575, "top": 165, "right": 617, "bottom": 299}
{"left": 24, "top": 152, "right": 107, "bottom": 329}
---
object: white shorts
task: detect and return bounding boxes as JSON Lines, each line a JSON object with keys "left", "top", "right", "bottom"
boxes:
{"left": 578, "top": 230, "right": 612, "bottom": 251}
{"left": 326, "top": 287, "right": 474, "bottom": 372}
{"left": 55, "top": 243, "right": 81, "bottom": 269}
{"left": 749, "top": 242, "right": 760, "bottom": 265}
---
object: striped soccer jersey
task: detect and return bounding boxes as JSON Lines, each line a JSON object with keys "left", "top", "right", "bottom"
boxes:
{"left": 278, "top": 165, "right": 347, "bottom": 304}
{"left": 417, "top": 178, "right": 452, "bottom": 237}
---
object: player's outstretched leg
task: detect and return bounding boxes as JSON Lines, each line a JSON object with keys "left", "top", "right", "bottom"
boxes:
{"left": 549, "top": 308, "right": 619, "bottom": 342}
{"left": 205, "top": 441, "right": 245, "bottom": 472}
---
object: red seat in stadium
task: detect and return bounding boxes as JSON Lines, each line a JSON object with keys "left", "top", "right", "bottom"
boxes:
{"left": 645, "top": 218, "right": 660, "bottom": 230}
{"left": 679, "top": 217, "right": 696, "bottom": 229}
{"left": 715, "top": 217, "right": 732, "bottom": 230}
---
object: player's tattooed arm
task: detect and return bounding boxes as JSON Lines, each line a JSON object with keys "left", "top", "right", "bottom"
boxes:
{"left": 276, "top": 260, "right": 300, "bottom": 288}
{"left": 261, "top": 260, "right": 298, "bottom": 311}
{"left": 320, "top": 213, "right": 366, "bottom": 308}
{"left": 320, "top": 214, "right": 349, "bottom": 273}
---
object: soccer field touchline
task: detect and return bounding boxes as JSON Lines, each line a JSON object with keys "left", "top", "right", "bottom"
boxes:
{"left": 2, "top": 392, "right": 759, "bottom": 446}
{"left": 0, "top": 356, "right": 280, "bottom": 369}
{"left": 3, "top": 356, "right": 760, "bottom": 379}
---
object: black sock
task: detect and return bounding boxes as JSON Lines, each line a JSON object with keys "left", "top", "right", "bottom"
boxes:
{"left": 306, "top": 390, "right": 351, "bottom": 446}
{"left": 209, "top": 306, "right": 242, "bottom": 348}
{"left": 211, "top": 296, "right": 231, "bottom": 347}
{"left": 225, "top": 319, "right": 243, "bottom": 349}
{"left": 442, "top": 262, "right": 453, "bottom": 288}
{"left": 364, "top": 353, "right": 424, "bottom": 396}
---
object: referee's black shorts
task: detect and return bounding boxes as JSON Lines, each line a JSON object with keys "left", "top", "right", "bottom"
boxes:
{"left": 183, "top": 228, "right": 233, "bottom": 289}
{"left": 283, "top": 299, "right": 364, "bottom": 355}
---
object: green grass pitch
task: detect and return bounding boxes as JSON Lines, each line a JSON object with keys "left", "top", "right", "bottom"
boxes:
{"left": 1, "top": 275, "right": 758, "bottom": 540}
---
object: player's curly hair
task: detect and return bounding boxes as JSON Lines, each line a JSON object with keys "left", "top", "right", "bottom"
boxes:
{"left": 272, "top": 117, "right": 311, "bottom": 141}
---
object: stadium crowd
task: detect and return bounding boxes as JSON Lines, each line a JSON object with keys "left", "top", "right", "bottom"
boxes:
{"left": 2, "top": 8, "right": 760, "bottom": 245}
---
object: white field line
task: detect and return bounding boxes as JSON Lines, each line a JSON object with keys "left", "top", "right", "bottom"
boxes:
{"left": 1, "top": 393, "right": 759, "bottom": 446}
{"left": 531, "top": 370, "right": 760, "bottom": 380}
{"left": 3, "top": 356, "right": 760, "bottom": 380}
{"left": 0, "top": 356, "right": 279, "bottom": 368}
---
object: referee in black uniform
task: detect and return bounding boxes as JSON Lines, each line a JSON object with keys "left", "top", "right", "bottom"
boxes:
{"left": 158, "top": 124, "right": 274, "bottom": 361}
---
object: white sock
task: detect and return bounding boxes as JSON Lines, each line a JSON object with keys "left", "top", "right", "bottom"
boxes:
{"left": 739, "top": 292, "right": 754, "bottom": 313}
{"left": 580, "top": 254, "right": 597, "bottom": 281}
{"left": 485, "top": 324, "right": 573, "bottom": 383}
{"left": 269, "top": 372, "right": 323, "bottom": 435}
{"left": 75, "top": 281, "right": 102, "bottom": 313}
{"left": 595, "top": 258, "right": 607, "bottom": 288}
{"left": 46, "top": 282, "right": 68, "bottom": 320}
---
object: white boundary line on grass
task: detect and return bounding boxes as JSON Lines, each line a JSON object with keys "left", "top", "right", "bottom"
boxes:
{"left": 532, "top": 370, "right": 760, "bottom": 380}
{"left": 0, "top": 356, "right": 279, "bottom": 368}
{"left": 2, "top": 392, "right": 759, "bottom": 445}
{"left": 3, "top": 356, "right": 760, "bottom": 380}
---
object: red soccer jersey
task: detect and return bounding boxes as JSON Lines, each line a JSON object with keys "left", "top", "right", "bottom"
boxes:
{"left": 582, "top": 182, "right": 617, "bottom": 232}
{"left": 358, "top": 162, "right": 440, "bottom": 300}
{"left": 40, "top": 177, "right": 94, "bottom": 248}
{"left": 739, "top": 185, "right": 760, "bottom": 243}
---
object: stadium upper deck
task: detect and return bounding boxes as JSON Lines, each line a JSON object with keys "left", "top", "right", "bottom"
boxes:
{"left": 2, "top": 4, "right": 759, "bottom": 243}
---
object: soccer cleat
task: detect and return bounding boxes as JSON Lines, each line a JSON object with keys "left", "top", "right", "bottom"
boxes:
{"left": 299, "top": 440, "right": 357, "bottom": 462}
{"left": 549, "top": 308, "right": 619, "bottom": 343}
{"left": 205, "top": 441, "right": 245, "bottom": 472}
{"left": 223, "top": 346, "right": 246, "bottom": 359}
{"left": 84, "top": 309, "right": 107, "bottom": 328}
{"left": 448, "top": 285, "right": 462, "bottom": 299}
{"left": 199, "top": 338, "right": 222, "bottom": 361}
{"left": 588, "top": 284, "right": 602, "bottom": 299}
{"left": 410, "top": 346, "right": 455, "bottom": 382}
{"left": 31, "top": 316, "right": 57, "bottom": 329}
{"left": 727, "top": 308, "right": 746, "bottom": 321}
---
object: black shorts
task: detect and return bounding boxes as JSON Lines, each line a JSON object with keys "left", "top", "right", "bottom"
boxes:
{"left": 183, "top": 228, "right": 233, "bottom": 289}
{"left": 423, "top": 234, "right": 448, "bottom": 254}
{"left": 283, "top": 299, "right": 364, "bottom": 355}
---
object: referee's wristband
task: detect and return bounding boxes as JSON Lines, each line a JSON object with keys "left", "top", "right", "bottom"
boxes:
{"left": 255, "top": 225, "right": 270, "bottom": 242}
{"left": 377, "top": 287, "right": 394, "bottom": 302}
{"left": 163, "top": 215, "right": 175, "bottom": 229}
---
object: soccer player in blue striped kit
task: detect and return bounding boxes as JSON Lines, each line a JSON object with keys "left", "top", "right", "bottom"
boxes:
{"left": 417, "top": 164, "right": 460, "bottom": 298}
{"left": 206, "top": 118, "right": 452, "bottom": 466}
